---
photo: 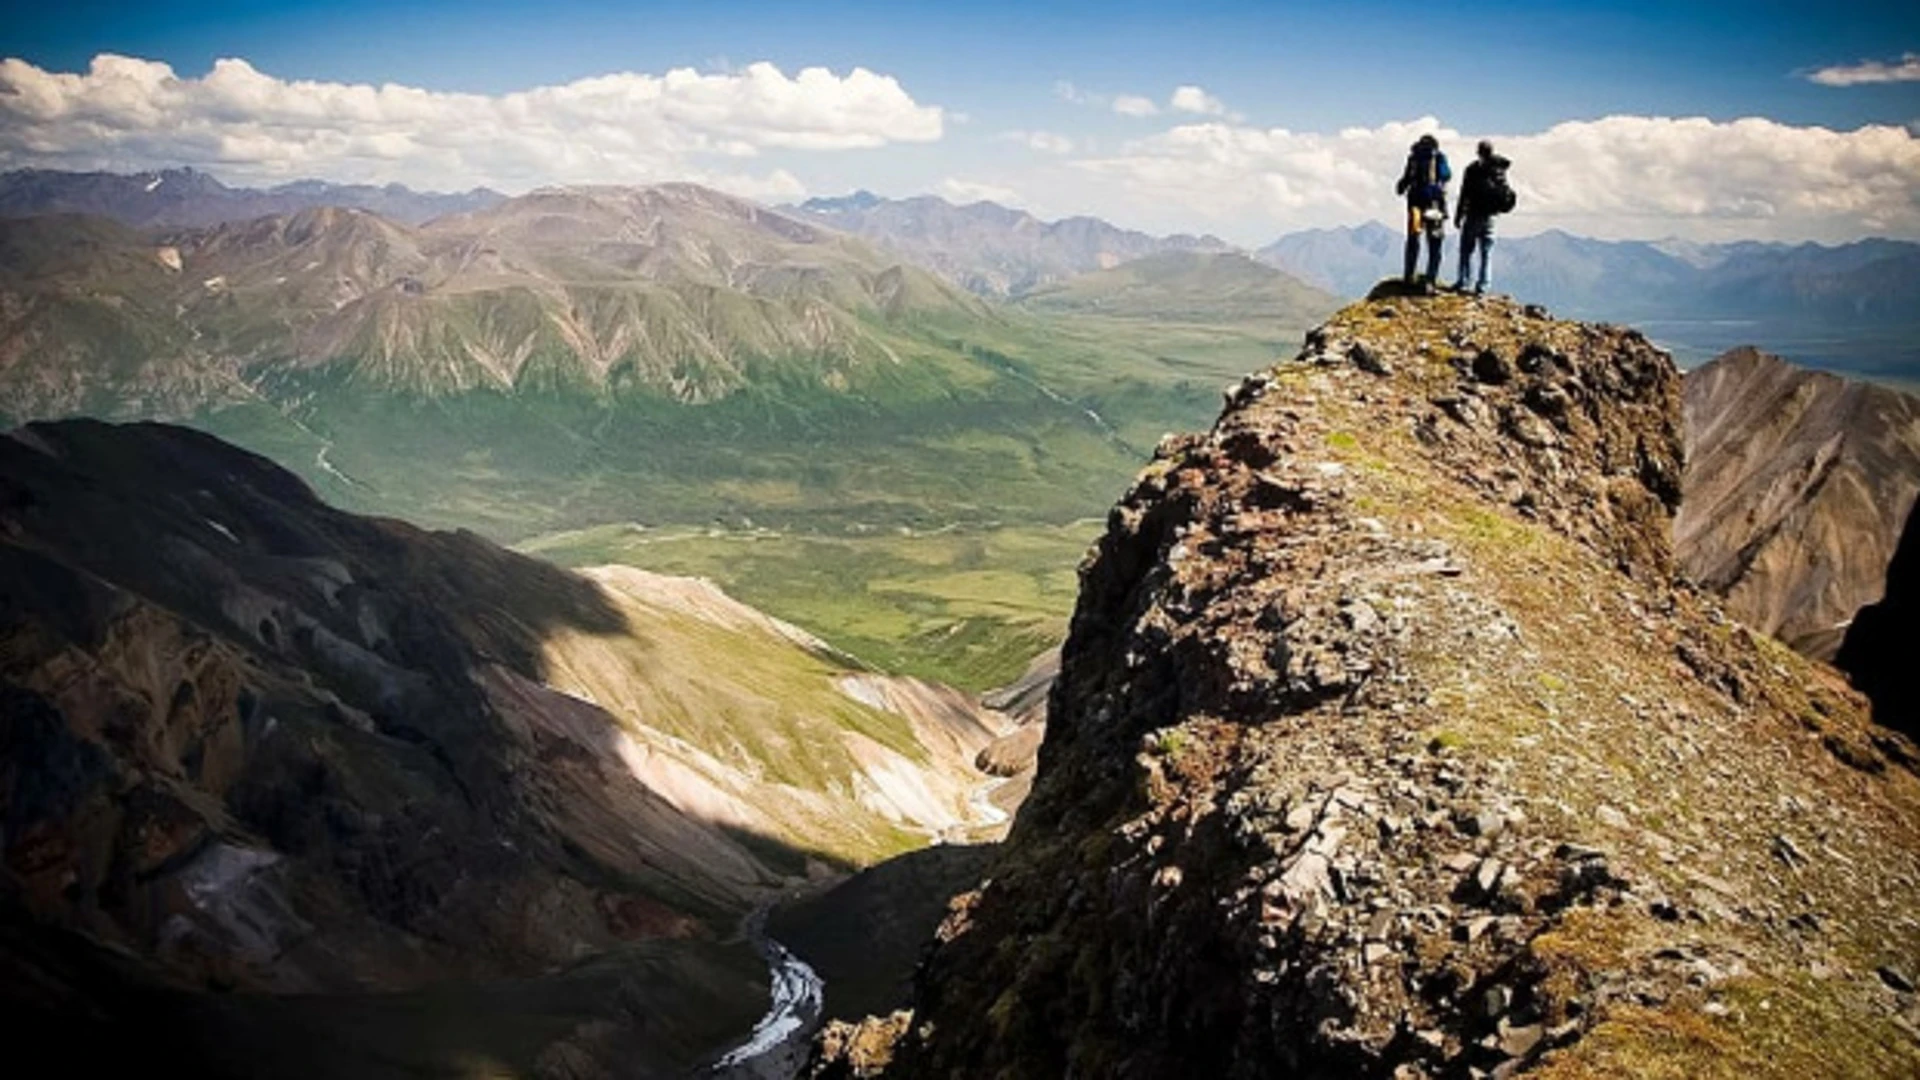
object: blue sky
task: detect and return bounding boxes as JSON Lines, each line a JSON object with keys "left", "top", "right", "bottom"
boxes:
{"left": 3, "top": 1, "right": 1918, "bottom": 241}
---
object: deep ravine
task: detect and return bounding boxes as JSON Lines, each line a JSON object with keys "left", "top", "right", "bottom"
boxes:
{"left": 713, "top": 763, "right": 1016, "bottom": 1077}
{"left": 711, "top": 906, "right": 826, "bottom": 1079}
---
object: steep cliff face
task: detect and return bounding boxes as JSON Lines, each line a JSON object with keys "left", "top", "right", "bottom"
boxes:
{"left": 1677, "top": 347, "right": 1920, "bottom": 659}
{"left": 863, "top": 295, "right": 1920, "bottom": 1077}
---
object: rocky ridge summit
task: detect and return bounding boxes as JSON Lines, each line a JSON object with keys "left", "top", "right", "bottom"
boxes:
{"left": 817, "top": 292, "right": 1920, "bottom": 1077}
{"left": 1677, "top": 346, "right": 1920, "bottom": 660}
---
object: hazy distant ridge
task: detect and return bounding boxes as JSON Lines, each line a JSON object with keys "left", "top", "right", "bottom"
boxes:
{"left": 0, "top": 166, "right": 506, "bottom": 228}
{"left": 786, "top": 190, "right": 1235, "bottom": 297}
{"left": 1256, "top": 221, "right": 1920, "bottom": 326}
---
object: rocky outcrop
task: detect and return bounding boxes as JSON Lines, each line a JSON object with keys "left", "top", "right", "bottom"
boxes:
{"left": 1677, "top": 347, "right": 1920, "bottom": 659}
{"left": 844, "top": 295, "right": 1920, "bottom": 1077}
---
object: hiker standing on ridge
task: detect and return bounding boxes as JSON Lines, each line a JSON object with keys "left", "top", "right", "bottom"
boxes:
{"left": 1454, "top": 140, "right": 1516, "bottom": 296}
{"left": 1394, "top": 134, "right": 1450, "bottom": 289}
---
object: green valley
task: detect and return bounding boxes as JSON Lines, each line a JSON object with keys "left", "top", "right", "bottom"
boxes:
{"left": 192, "top": 302, "right": 1303, "bottom": 539}
{"left": 522, "top": 520, "right": 1097, "bottom": 692}
{"left": 1, "top": 185, "right": 1337, "bottom": 689}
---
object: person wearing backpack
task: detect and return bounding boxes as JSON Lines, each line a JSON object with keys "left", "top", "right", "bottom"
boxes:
{"left": 1394, "top": 134, "right": 1451, "bottom": 288}
{"left": 1453, "top": 140, "right": 1515, "bottom": 296}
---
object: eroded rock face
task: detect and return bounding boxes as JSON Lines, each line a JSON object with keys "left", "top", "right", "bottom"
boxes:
{"left": 859, "top": 296, "right": 1920, "bottom": 1078}
{"left": 1677, "top": 347, "right": 1920, "bottom": 660}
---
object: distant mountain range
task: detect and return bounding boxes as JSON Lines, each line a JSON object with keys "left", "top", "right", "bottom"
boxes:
{"left": 1257, "top": 221, "right": 1920, "bottom": 320}
{"left": 0, "top": 180, "right": 1327, "bottom": 540}
{"left": 786, "top": 190, "right": 1234, "bottom": 297}
{"left": 1017, "top": 250, "right": 1334, "bottom": 325}
{"left": 12, "top": 168, "right": 1916, "bottom": 345}
{"left": 781, "top": 193, "right": 1920, "bottom": 380}
{"left": 1258, "top": 222, "right": 1920, "bottom": 381}
{"left": 0, "top": 185, "right": 987, "bottom": 418}
{"left": 0, "top": 167, "right": 505, "bottom": 227}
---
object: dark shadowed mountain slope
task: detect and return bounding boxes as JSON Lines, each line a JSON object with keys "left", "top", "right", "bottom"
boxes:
{"left": 769, "top": 843, "right": 997, "bottom": 1022}
{"left": 787, "top": 191, "right": 1234, "bottom": 297}
{"left": 1838, "top": 501, "right": 1920, "bottom": 739}
{"left": 818, "top": 293, "right": 1920, "bottom": 1078}
{"left": 0, "top": 167, "right": 504, "bottom": 228}
{"left": 0, "top": 419, "right": 1007, "bottom": 1074}
{"left": 1676, "top": 347, "right": 1920, "bottom": 659}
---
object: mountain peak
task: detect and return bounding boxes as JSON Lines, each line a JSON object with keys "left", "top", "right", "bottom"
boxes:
{"left": 485, "top": 181, "right": 782, "bottom": 226}
{"left": 1018, "top": 249, "right": 1337, "bottom": 323}
{"left": 800, "top": 189, "right": 885, "bottom": 213}
{"left": 848, "top": 294, "right": 1920, "bottom": 1077}
{"left": 784, "top": 190, "right": 1236, "bottom": 297}
{"left": 0, "top": 167, "right": 506, "bottom": 228}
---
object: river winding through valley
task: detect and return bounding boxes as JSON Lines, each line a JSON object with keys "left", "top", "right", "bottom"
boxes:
{"left": 712, "top": 905, "right": 825, "bottom": 1078}
{"left": 712, "top": 767, "right": 1013, "bottom": 1076}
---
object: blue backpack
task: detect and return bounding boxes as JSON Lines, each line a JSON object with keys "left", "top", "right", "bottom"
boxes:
{"left": 1406, "top": 144, "right": 1450, "bottom": 205}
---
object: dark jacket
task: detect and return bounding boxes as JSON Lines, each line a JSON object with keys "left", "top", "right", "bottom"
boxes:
{"left": 1457, "top": 154, "right": 1511, "bottom": 221}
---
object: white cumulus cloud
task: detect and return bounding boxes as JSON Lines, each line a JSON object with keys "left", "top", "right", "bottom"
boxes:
{"left": 1054, "top": 80, "right": 1094, "bottom": 106}
{"left": 0, "top": 53, "right": 943, "bottom": 195}
{"left": 1069, "top": 114, "right": 1920, "bottom": 242}
{"left": 1055, "top": 81, "right": 1164, "bottom": 119}
{"left": 941, "top": 177, "right": 1022, "bottom": 205}
{"left": 1169, "top": 85, "right": 1228, "bottom": 116}
{"left": 1807, "top": 53, "right": 1920, "bottom": 86}
{"left": 1000, "top": 129, "right": 1075, "bottom": 154}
